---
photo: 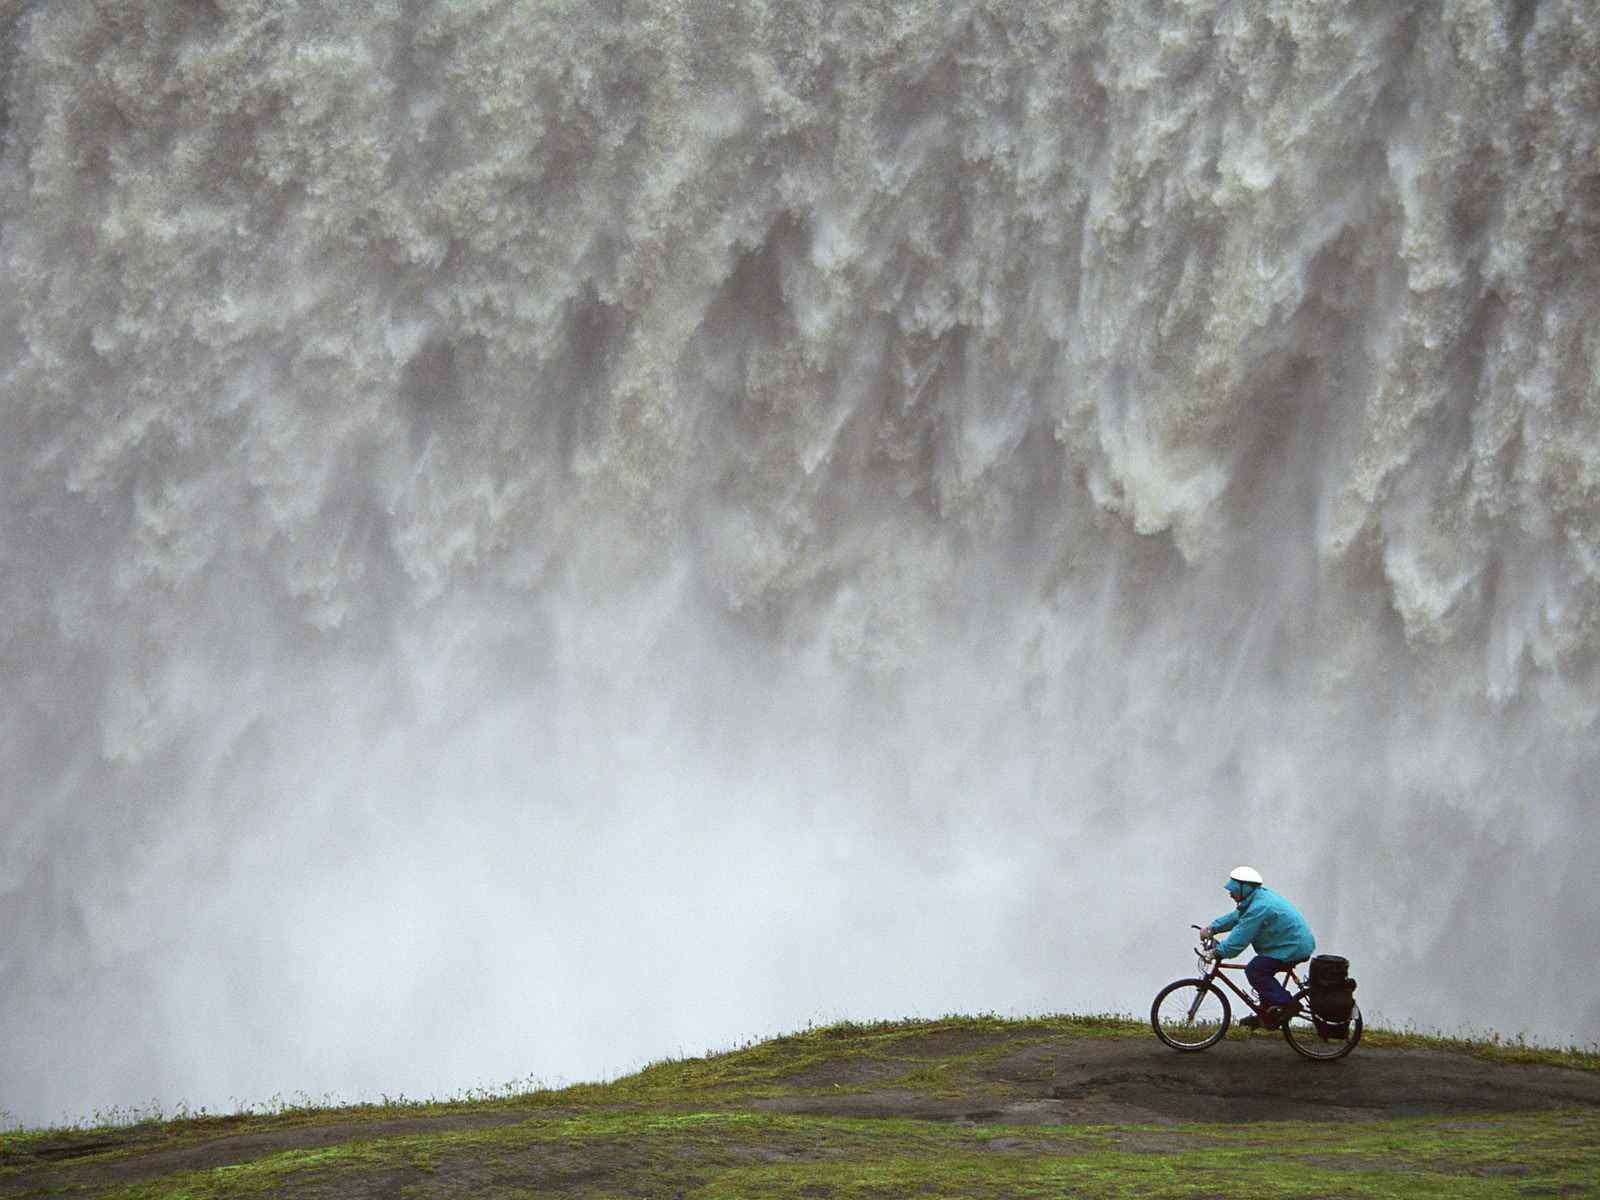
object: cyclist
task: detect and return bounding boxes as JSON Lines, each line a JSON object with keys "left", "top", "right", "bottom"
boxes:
{"left": 1202, "top": 866, "right": 1316, "bottom": 1029}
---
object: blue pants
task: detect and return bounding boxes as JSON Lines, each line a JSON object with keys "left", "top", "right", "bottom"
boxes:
{"left": 1245, "top": 955, "right": 1294, "bottom": 1007}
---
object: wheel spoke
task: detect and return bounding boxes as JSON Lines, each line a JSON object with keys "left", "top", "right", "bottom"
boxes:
{"left": 1282, "top": 1002, "right": 1363, "bottom": 1060}
{"left": 1151, "top": 980, "right": 1229, "bottom": 1051}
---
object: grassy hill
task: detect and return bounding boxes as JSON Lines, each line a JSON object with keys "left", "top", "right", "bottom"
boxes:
{"left": 3, "top": 1015, "right": 1598, "bottom": 1198}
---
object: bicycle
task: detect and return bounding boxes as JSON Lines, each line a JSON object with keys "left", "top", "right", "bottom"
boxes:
{"left": 1150, "top": 926, "right": 1362, "bottom": 1061}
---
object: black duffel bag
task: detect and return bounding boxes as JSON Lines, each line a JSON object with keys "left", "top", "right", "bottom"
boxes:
{"left": 1307, "top": 954, "right": 1358, "bottom": 1035}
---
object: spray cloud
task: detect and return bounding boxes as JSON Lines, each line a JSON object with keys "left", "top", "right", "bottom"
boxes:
{"left": 2, "top": 0, "right": 1598, "bottom": 1126}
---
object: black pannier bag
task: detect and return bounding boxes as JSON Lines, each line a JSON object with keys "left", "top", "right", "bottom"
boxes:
{"left": 1307, "top": 954, "right": 1358, "bottom": 1036}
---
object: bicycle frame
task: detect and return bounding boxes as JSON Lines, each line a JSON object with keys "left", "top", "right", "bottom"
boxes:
{"left": 1199, "top": 960, "right": 1308, "bottom": 1018}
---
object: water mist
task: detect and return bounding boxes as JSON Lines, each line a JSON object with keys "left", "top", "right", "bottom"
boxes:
{"left": 2, "top": 0, "right": 1598, "bottom": 1127}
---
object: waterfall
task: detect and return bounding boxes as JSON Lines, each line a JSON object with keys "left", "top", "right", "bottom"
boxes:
{"left": 2, "top": 0, "right": 1596, "bottom": 1125}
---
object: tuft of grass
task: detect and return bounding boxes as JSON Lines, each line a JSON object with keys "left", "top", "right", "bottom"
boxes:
{"left": 1362, "top": 1024, "right": 1600, "bottom": 1072}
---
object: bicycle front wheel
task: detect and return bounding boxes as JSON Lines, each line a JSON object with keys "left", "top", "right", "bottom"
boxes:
{"left": 1151, "top": 978, "right": 1231, "bottom": 1051}
{"left": 1282, "top": 1002, "right": 1363, "bottom": 1061}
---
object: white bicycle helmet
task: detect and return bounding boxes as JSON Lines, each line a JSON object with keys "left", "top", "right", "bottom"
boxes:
{"left": 1229, "top": 865, "right": 1264, "bottom": 885}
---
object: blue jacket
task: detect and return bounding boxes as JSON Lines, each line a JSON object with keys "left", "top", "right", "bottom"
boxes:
{"left": 1211, "top": 885, "right": 1315, "bottom": 963}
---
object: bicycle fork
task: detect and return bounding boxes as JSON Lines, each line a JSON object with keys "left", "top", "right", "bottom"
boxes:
{"left": 1186, "top": 978, "right": 1210, "bottom": 1022}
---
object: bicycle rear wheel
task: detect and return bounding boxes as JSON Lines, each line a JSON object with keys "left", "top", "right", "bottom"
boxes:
{"left": 1282, "top": 1002, "right": 1362, "bottom": 1061}
{"left": 1151, "top": 978, "right": 1231, "bottom": 1051}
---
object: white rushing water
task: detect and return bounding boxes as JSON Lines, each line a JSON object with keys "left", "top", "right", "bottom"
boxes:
{"left": 2, "top": 0, "right": 1598, "bottom": 1126}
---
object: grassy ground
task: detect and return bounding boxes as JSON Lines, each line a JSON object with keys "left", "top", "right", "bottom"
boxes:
{"left": 2, "top": 1015, "right": 1597, "bottom": 1198}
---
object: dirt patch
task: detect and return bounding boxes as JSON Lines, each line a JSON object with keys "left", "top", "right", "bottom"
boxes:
{"left": 113, "top": 1109, "right": 532, "bottom": 1175}
{"left": 0, "top": 1108, "right": 535, "bottom": 1195}
{"left": 761, "top": 1036, "right": 1600, "bottom": 1127}
{"left": 1100, "top": 1130, "right": 1212, "bottom": 1153}
{"left": 1045, "top": 1036, "right": 1598, "bottom": 1122}
{"left": 980, "top": 1136, "right": 1036, "bottom": 1151}
{"left": 777, "top": 1057, "right": 910, "bottom": 1089}
{"left": 867, "top": 1029, "right": 1010, "bottom": 1059}
{"left": 977, "top": 1042, "right": 1062, "bottom": 1084}
{"left": 750, "top": 1092, "right": 988, "bottom": 1122}
{"left": 1295, "top": 1153, "right": 1414, "bottom": 1171}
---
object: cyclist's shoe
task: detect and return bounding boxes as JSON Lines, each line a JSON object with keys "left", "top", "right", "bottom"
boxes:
{"left": 1262, "top": 1002, "right": 1302, "bottom": 1030}
{"left": 1238, "top": 1015, "right": 1263, "bottom": 1030}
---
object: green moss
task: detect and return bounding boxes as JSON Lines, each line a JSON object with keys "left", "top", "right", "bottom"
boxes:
{"left": 82, "top": 1109, "right": 1600, "bottom": 1200}
{"left": 91, "top": 1144, "right": 386, "bottom": 1200}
